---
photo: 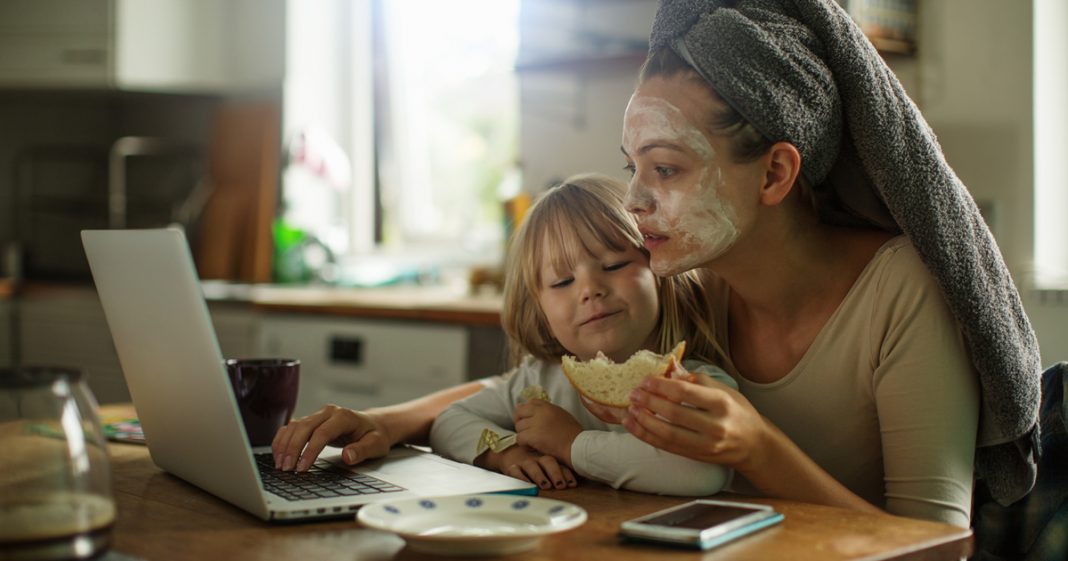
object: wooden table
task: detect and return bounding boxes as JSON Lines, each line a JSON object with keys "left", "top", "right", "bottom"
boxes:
{"left": 104, "top": 434, "right": 972, "bottom": 560}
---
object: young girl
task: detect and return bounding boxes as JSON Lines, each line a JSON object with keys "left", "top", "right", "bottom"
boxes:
{"left": 428, "top": 173, "right": 735, "bottom": 495}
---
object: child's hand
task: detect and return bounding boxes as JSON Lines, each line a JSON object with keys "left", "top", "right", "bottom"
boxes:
{"left": 493, "top": 445, "right": 578, "bottom": 490}
{"left": 513, "top": 400, "right": 582, "bottom": 465}
{"left": 580, "top": 397, "right": 628, "bottom": 424}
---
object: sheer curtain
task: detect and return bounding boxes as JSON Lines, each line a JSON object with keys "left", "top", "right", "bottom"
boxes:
{"left": 375, "top": 0, "right": 519, "bottom": 255}
{"left": 284, "top": 0, "right": 519, "bottom": 278}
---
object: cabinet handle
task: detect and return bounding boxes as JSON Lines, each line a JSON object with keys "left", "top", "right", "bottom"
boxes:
{"left": 329, "top": 336, "right": 363, "bottom": 365}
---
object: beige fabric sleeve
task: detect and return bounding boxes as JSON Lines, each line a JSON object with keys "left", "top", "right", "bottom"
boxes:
{"left": 870, "top": 244, "right": 979, "bottom": 527}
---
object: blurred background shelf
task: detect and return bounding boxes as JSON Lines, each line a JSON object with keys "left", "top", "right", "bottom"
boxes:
{"left": 515, "top": 52, "right": 647, "bottom": 74}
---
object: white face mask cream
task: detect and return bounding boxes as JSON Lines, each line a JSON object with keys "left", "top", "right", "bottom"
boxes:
{"left": 622, "top": 95, "right": 739, "bottom": 276}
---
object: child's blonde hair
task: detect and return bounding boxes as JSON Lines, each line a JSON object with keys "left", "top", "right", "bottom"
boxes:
{"left": 501, "top": 173, "right": 725, "bottom": 367}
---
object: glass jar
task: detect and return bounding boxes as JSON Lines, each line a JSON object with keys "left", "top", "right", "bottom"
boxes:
{"left": 0, "top": 367, "right": 115, "bottom": 560}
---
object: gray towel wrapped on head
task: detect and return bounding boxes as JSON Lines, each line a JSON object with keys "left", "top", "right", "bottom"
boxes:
{"left": 650, "top": 0, "right": 1041, "bottom": 506}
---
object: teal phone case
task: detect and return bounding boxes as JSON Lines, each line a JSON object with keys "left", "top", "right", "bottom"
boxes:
{"left": 620, "top": 511, "right": 784, "bottom": 551}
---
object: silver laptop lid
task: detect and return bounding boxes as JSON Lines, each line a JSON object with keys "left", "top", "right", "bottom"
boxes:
{"left": 82, "top": 228, "right": 268, "bottom": 519}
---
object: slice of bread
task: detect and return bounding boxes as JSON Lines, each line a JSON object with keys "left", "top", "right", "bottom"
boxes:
{"left": 561, "top": 341, "right": 686, "bottom": 407}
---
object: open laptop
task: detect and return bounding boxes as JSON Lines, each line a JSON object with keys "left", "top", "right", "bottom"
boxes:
{"left": 82, "top": 228, "right": 535, "bottom": 521}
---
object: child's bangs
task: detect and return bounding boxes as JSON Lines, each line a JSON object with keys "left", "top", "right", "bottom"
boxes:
{"left": 530, "top": 192, "right": 640, "bottom": 284}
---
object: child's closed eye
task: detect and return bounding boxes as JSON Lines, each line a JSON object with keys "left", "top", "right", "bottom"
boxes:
{"left": 603, "top": 261, "right": 630, "bottom": 272}
{"left": 549, "top": 277, "right": 574, "bottom": 289}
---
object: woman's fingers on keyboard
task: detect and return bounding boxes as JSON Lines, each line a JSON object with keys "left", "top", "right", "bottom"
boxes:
{"left": 276, "top": 408, "right": 332, "bottom": 471}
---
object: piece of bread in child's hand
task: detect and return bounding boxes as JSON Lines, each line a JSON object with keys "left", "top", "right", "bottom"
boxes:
{"left": 561, "top": 341, "right": 686, "bottom": 407}
{"left": 519, "top": 385, "right": 550, "bottom": 403}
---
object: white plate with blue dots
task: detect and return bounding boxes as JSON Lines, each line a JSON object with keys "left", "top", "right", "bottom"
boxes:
{"left": 356, "top": 494, "right": 587, "bottom": 556}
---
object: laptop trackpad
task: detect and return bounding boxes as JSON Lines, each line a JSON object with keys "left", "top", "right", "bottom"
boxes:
{"left": 326, "top": 446, "right": 480, "bottom": 487}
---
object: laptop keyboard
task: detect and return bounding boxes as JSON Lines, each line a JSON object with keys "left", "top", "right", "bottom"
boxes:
{"left": 254, "top": 453, "right": 405, "bottom": 502}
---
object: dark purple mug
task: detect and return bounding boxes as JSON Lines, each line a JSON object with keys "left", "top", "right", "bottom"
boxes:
{"left": 225, "top": 358, "right": 300, "bottom": 447}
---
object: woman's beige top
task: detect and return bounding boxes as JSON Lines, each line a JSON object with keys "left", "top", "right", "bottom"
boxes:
{"left": 715, "top": 236, "right": 979, "bottom": 528}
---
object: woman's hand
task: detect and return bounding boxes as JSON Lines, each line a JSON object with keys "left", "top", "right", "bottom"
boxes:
{"left": 513, "top": 400, "right": 583, "bottom": 465}
{"left": 481, "top": 445, "right": 578, "bottom": 490}
{"left": 623, "top": 372, "right": 769, "bottom": 471}
{"left": 625, "top": 372, "right": 886, "bottom": 515}
{"left": 580, "top": 358, "right": 695, "bottom": 424}
{"left": 271, "top": 404, "right": 393, "bottom": 472}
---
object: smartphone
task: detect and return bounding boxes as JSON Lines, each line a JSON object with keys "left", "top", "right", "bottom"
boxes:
{"left": 619, "top": 499, "right": 783, "bottom": 550}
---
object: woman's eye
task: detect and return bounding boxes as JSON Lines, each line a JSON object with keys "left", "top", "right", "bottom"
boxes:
{"left": 654, "top": 166, "right": 676, "bottom": 178}
{"left": 622, "top": 163, "right": 636, "bottom": 177}
{"left": 604, "top": 261, "right": 630, "bottom": 272}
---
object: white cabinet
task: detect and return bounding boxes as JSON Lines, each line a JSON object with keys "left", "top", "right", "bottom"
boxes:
{"left": 0, "top": 0, "right": 284, "bottom": 93}
{"left": 259, "top": 315, "right": 469, "bottom": 417}
{"left": 13, "top": 287, "right": 491, "bottom": 415}
{"left": 112, "top": 0, "right": 284, "bottom": 93}
{"left": 18, "top": 289, "right": 129, "bottom": 404}
{"left": 208, "top": 302, "right": 262, "bottom": 360}
{"left": 17, "top": 287, "right": 261, "bottom": 404}
{"left": 0, "top": 0, "right": 111, "bottom": 88}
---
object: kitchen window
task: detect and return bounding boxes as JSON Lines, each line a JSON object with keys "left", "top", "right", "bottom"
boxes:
{"left": 1034, "top": 0, "right": 1068, "bottom": 288}
{"left": 283, "top": 0, "right": 519, "bottom": 284}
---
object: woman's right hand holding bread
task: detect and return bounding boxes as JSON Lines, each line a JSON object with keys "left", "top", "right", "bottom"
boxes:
{"left": 623, "top": 372, "right": 769, "bottom": 471}
{"left": 577, "top": 364, "right": 773, "bottom": 472}
{"left": 622, "top": 372, "right": 882, "bottom": 514}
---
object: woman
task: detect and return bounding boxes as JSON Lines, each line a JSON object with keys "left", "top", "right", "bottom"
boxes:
{"left": 601, "top": 0, "right": 1040, "bottom": 528}
{"left": 274, "top": 0, "right": 1041, "bottom": 528}
{"left": 612, "top": 47, "right": 977, "bottom": 524}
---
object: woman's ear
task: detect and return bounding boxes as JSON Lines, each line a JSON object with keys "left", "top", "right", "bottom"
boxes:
{"left": 759, "top": 142, "right": 802, "bottom": 206}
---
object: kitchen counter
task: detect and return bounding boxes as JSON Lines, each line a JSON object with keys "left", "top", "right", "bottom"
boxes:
{"left": 13, "top": 281, "right": 507, "bottom": 408}
{"left": 202, "top": 281, "right": 503, "bottom": 326}
{"left": 16, "top": 280, "right": 503, "bottom": 326}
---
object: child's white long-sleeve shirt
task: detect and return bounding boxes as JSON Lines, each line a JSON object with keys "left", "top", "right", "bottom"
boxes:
{"left": 430, "top": 356, "right": 736, "bottom": 496}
